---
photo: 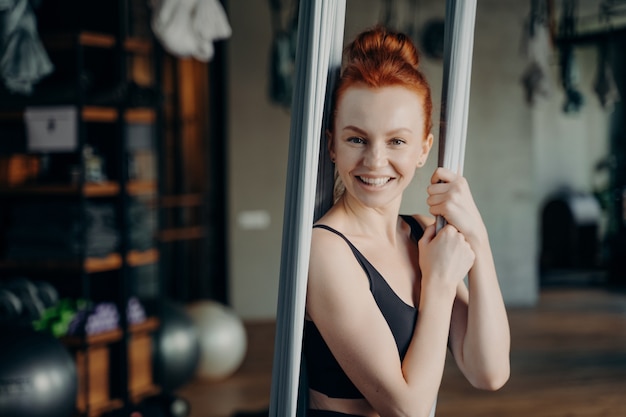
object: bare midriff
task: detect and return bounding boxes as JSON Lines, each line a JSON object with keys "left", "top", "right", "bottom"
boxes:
{"left": 308, "top": 389, "right": 379, "bottom": 417}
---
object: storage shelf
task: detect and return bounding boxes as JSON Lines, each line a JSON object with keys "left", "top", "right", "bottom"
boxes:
{"left": 1, "top": 4, "right": 164, "bottom": 417}
{"left": 83, "top": 107, "right": 156, "bottom": 123}
{"left": 127, "top": 180, "right": 157, "bottom": 195}
{"left": 130, "top": 385, "right": 161, "bottom": 404}
{"left": 129, "top": 316, "right": 160, "bottom": 334}
{"left": 159, "top": 226, "right": 205, "bottom": 242}
{"left": 43, "top": 32, "right": 152, "bottom": 53}
{"left": 0, "top": 106, "right": 156, "bottom": 122}
{"left": 85, "top": 253, "right": 123, "bottom": 273}
{"left": 0, "top": 253, "right": 119, "bottom": 273}
{"left": 62, "top": 327, "right": 123, "bottom": 347}
{"left": 83, "top": 398, "right": 125, "bottom": 417}
{"left": 124, "top": 38, "right": 153, "bottom": 54}
{"left": 61, "top": 317, "right": 159, "bottom": 347}
{"left": 125, "top": 108, "right": 156, "bottom": 123}
{"left": 82, "top": 106, "right": 118, "bottom": 122}
{"left": 64, "top": 317, "right": 160, "bottom": 417}
{"left": 43, "top": 32, "right": 115, "bottom": 49}
{"left": 86, "top": 182, "right": 121, "bottom": 197}
{"left": 0, "top": 181, "right": 117, "bottom": 196}
{"left": 159, "top": 193, "right": 204, "bottom": 208}
{"left": 0, "top": 249, "right": 159, "bottom": 273}
{"left": 127, "top": 248, "right": 159, "bottom": 267}
{"left": 0, "top": 180, "right": 156, "bottom": 197}
{"left": 0, "top": 111, "right": 24, "bottom": 120}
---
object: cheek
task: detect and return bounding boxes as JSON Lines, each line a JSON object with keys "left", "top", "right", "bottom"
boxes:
{"left": 335, "top": 157, "right": 354, "bottom": 175}
{"left": 398, "top": 152, "right": 422, "bottom": 169}
{"left": 335, "top": 146, "right": 360, "bottom": 165}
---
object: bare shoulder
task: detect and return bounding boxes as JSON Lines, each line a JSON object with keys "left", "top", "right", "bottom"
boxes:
{"left": 308, "top": 225, "right": 371, "bottom": 319}
{"left": 309, "top": 225, "right": 359, "bottom": 278}
{"left": 310, "top": 224, "right": 350, "bottom": 258}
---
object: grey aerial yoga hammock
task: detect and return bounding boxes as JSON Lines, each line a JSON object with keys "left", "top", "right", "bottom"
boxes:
{"left": 268, "top": 1, "right": 477, "bottom": 416}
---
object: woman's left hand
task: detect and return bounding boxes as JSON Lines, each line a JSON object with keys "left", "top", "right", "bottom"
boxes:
{"left": 426, "top": 167, "right": 487, "bottom": 248}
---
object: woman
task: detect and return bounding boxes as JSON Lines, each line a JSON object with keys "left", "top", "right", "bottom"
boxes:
{"left": 303, "top": 25, "right": 510, "bottom": 417}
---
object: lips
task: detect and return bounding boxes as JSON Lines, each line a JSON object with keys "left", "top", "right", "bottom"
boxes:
{"left": 357, "top": 176, "right": 392, "bottom": 186}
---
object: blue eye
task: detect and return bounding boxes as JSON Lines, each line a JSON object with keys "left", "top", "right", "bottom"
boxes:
{"left": 390, "top": 138, "right": 405, "bottom": 145}
{"left": 348, "top": 136, "right": 365, "bottom": 144}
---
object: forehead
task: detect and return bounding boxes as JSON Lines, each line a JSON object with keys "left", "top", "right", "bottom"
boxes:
{"left": 335, "top": 85, "right": 425, "bottom": 133}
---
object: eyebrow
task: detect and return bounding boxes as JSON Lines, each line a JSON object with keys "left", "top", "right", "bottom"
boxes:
{"left": 342, "top": 125, "right": 414, "bottom": 136}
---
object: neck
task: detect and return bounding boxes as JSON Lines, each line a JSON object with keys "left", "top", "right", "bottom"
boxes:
{"left": 335, "top": 195, "right": 403, "bottom": 244}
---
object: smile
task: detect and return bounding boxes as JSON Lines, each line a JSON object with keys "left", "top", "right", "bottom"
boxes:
{"left": 357, "top": 176, "right": 392, "bottom": 186}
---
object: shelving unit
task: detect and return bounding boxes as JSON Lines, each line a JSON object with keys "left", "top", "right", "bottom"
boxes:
{"left": 62, "top": 317, "right": 160, "bottom": 417}
{"left": 157, "top": 55, "right": 227, "bottom": 303}
{"left": 0, "top": 1, "right": 163, "bottom": 415}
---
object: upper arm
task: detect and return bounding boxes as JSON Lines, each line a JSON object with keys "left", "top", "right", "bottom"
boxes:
{"left": 306, "top": 229, "right": 411, "bottom": 407}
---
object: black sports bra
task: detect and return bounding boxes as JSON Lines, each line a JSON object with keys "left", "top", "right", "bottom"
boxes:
{"left": 303, "top": 214, "right": 424, "bottom": 399}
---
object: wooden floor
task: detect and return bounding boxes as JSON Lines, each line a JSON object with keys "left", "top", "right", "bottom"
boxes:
{"left": 177, "top": 287, "right": 626, "bottom": 417}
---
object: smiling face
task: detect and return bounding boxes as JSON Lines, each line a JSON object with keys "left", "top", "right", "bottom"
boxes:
{"left": 330, "top": 85, "right": 433, "bottom": 210}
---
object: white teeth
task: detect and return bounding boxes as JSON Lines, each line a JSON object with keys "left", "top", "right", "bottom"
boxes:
{"left": 359, "top": 176, "right": 390, "bottom": 186}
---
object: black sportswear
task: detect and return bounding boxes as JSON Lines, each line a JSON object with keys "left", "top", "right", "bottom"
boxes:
{"left": 303, "top": 215, "right": 424, "bottom": 399}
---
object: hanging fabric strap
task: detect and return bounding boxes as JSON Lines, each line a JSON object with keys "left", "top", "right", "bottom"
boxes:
{"left": 437, "top": 0, "right": 477, "bottom": 231}
{"left": 268, "top": 2, "right": 346, "bottom": 417}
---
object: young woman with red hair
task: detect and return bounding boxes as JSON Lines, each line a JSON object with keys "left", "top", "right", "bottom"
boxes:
{"left": 303, "top": 25, "right": 510, "bottom": 417}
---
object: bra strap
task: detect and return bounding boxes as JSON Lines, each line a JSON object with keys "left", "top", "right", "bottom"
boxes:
{"left": 400, "top": 214, "right": 425, "bottom": 241}
{"left": 312, "top": 224, "right": 355, "bottom": 248}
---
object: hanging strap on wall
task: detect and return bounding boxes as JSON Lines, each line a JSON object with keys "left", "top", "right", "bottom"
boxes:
{"left": 437, "top": 0, "right": 477, "bottom": 231}
{"left": 268, "top": 1, "right": 346, "bottom": 417}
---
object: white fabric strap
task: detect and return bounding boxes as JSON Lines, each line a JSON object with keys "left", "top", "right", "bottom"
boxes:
{"left": 268, "top": 2, "right": 346, "bottom": 416}
{"left": 437, "top": 0, "right": 477, "bottom": 232}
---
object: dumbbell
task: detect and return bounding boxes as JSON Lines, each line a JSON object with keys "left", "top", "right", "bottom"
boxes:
{"left": 0, "top": 289, "right": 23, "bottom": 321}
{"left": 1, "top": 278, "right": 44, "bottom": 321}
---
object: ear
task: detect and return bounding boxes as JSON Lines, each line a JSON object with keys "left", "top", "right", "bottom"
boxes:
{"left": 326, "top": 129, "right": 336, "bottom": 161}
{"left": 417, "top": 133, "right": 434, "bottom": 168}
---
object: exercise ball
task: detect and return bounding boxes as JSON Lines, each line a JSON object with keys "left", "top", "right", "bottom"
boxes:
{"left": 0, "top": 325, "right": 77, "bottom": 417}
{"left": 186, "top": 300, "right": 247, "bottom": 380}
{"left": 144, "top": 299, "right": 201, "bottom": 391}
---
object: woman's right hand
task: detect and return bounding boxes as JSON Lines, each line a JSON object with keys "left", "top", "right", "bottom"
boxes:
{"left": 418, "top": 223, "right": 475, "bottom": 296}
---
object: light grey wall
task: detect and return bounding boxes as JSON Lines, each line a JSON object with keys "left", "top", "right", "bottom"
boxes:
{"left": 226, "top": 0, "right": 612, "bottom": 319}
{"left": 532, "top": 45, "right": 611, "bottom": 233}
{"left": 227, "top": 1, "right": 290, "bottom": 318}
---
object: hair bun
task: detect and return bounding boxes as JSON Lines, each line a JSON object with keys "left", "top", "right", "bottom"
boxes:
{"left": 346, "top": 25, "right": 420, "bottom": 70}
{"left": 334, "top": 24, "right": 433, "bottom": 139}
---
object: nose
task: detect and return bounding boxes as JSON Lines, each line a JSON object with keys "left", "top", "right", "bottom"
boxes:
{"left": 363, "top": 143, "right": 387, "bottom": 169}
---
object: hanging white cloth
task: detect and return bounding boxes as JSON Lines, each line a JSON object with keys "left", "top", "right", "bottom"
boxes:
{"left": 0, "top": 0, "right": 54, "bottom": 94}
{"left": 150, "top": 0, "right": 231, "bottom": 62}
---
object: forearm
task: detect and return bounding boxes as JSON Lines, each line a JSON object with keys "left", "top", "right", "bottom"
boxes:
{"left": 461, "top": 240, "right": 510, "bottom": 389}
{"left": 399, "top": 284, "right": 456, "bottom": 415}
